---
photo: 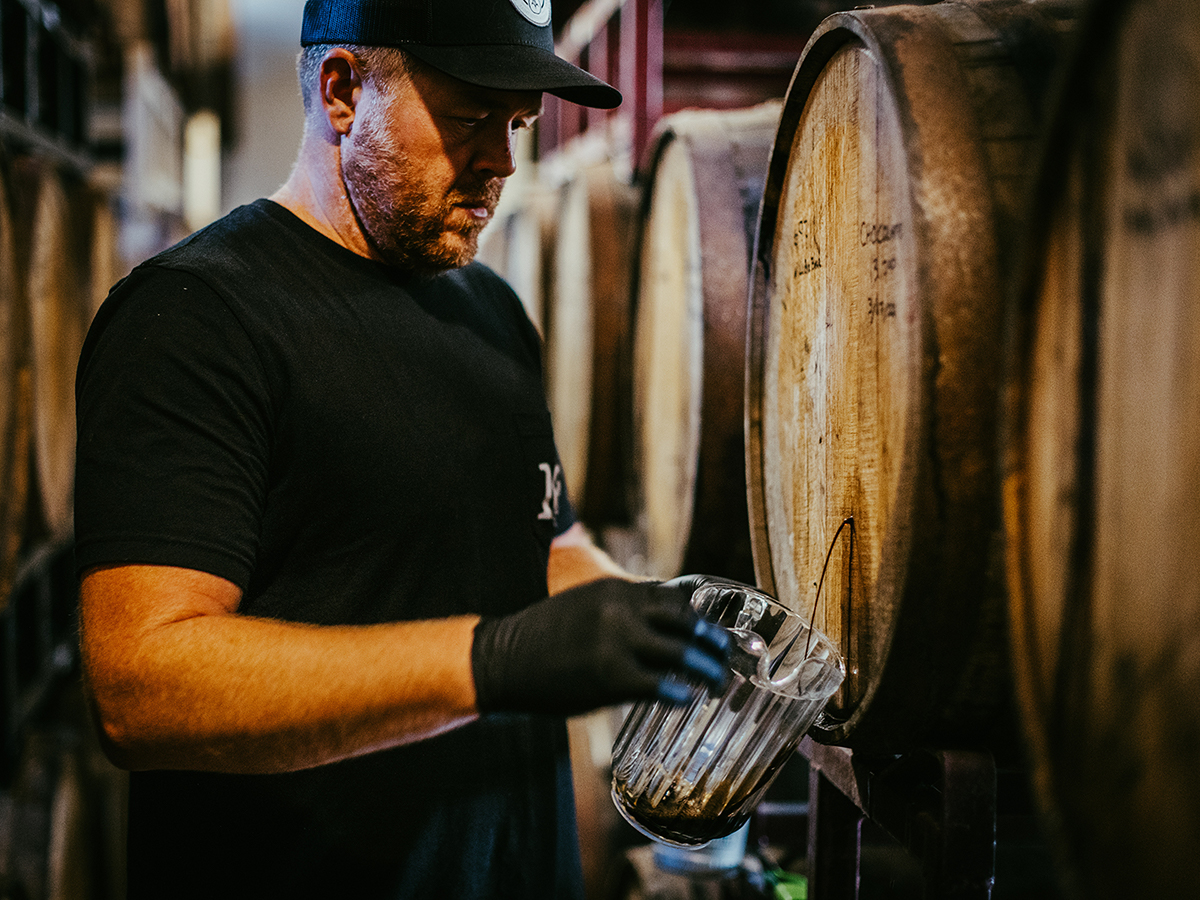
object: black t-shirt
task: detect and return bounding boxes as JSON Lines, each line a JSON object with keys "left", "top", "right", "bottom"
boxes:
{"left": 74, "top": 200, "right": 583, "bottom": 899}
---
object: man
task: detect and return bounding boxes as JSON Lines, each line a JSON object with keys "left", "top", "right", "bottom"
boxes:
{"left": 74, "top": 0, "right": 733, "bottom": 897}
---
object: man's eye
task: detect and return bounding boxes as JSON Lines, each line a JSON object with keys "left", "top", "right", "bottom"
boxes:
{"left": 456, "top": 116, "right": 486, "bottom": 127}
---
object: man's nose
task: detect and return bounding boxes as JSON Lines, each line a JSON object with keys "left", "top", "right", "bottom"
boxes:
{"left": 474, "top": 125, "right": 519, "bottom": 179}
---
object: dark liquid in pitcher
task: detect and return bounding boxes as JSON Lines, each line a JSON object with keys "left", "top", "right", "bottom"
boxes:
{"left": 614, "top": 771, "right": 770, "bottom": 846}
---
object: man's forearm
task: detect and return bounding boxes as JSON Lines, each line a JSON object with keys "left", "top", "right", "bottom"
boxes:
{"left": 80, "top": 564, "right": 480, "bottom": 774}
{"left": 548, "top": 522, "right": 645, "bottom": 594}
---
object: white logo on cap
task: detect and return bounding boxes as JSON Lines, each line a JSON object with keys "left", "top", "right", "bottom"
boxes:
{"left": 510, "top": 0, "right": 552, "bottom": 27}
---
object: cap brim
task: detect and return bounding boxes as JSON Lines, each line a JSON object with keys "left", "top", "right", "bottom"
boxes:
{"left": 402, "top": 43, "right": 622, "bottom": 110}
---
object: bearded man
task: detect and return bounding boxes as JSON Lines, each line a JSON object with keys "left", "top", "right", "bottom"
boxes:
{"left": 73, "top": 1, "right": 732, "bottom": 897}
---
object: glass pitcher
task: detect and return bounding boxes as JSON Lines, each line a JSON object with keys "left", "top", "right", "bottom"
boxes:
{"left": 610, "top": 583, "right": 844, "bottom": 847}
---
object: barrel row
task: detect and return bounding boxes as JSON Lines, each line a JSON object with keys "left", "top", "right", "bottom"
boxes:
{"left": 490, "top": 0, "right": 1195, "bottom": 895}
{"left": 478, "top": 116, "right": 782, "bottom": 899}
{"left": 0, "top": 153, "right": 124, "bottom": 898}
{"left": 481, "top": 103, "right": 779, "bottom": 588}
{"left": 0, "top": 155, "right": 119, "bottom": 611}
{"left": 504, "top": 0, "right": 1075, "bottom": 748}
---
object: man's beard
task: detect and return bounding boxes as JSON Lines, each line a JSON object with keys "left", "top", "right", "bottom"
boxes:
{"left": 341, "top": 111, "right": 503, "bottom": 276}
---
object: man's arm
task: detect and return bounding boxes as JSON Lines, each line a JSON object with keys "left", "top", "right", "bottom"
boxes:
{"left": 79, "top": 563, "right": 480, "bottom": 774}
{"left": 81, "top": 529, "right": 731, "bottom": 776}
{"left": 547, "top": 522, "right": 642, "bottom": 594}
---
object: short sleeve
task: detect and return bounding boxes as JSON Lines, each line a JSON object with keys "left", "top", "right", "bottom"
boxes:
{"left": 74, "top": 267, "right": 273, "bottom": 588}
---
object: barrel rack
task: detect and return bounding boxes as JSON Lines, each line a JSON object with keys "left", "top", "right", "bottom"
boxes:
{"left": 0, "top": 0, "right": 91, "bottom": 768}
{"left": 543, "top": 0, "right": 665, "bottom": 165}
{"left": 0, "top": 4, "right": 96, "bottom": 896}
{"left": 0, "top": 538, "right": 77, "bottom": 782}
{"left": 545, "top": 0, "right": 811, "bottom": 169}
{"left": 542, "top": 4, "right": 1060, "bottom": 897}
{"left": 803, "top": 741, "right": 996, "bottom": 899}
{"left": 0, "top": 0, "right": 93, "bottom": 173}
{"left": 798, "top": 738, "right": 1063, "bottom": 900}
{"left": 0, "top": 0, "right": 90, "bottom": 779}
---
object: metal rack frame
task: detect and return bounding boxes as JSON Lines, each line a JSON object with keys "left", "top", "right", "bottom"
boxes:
{"left": 0, "top": 0, "right": 93, "bottom": 171}
{"left": 0, "top": 538, "right": 78, "bottom": 784}
{"left": 802, "top": 739, "right": 1000, "bottom": 899}
{"left": 543, "top": 0, "right": 663, "bottom": 164}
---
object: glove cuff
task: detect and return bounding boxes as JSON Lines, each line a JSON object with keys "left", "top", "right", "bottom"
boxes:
{"left": 470, "top": 616, "right": 504, "bottom": 714}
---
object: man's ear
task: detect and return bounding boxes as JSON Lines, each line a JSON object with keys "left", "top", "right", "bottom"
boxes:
{"left": 319, "top": 47, "right": 362, "bottom": 137}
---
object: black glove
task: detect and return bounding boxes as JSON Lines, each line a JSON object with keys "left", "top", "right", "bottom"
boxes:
{"left": 471, "top": 577, "right": 732, "bottom": 717}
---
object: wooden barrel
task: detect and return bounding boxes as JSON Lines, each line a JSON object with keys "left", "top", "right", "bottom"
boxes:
{"left": 567, "top": 707, "right": 631, "bottom": 900}
{"left": 628, "top": 103, "right": 780, "bottom": 581}
{"left": 0, "top": 731, "right": 93, "bottom": 900}
{"left": 86, "top": 184, "right": 123, "bottom": 321}
{"left": 1002, "top": 0, "right": 1200, "bottom": 895}
{"left": 27, "top": 166, "right": 89, "bottom": 540}
{"left": 46, "top": 750, "right": 90, "bottom": 900}
{"left": 0, "top": 161, "right": 31, "bottom": 611}
{"left": 746, "top": 0, "right": 1078, "bottom": 752}
{"left": 546, "top": 159, "right": 638, "bottom": 524}
{"left": 476, "top": 187, "right": 553, "bottom": 333}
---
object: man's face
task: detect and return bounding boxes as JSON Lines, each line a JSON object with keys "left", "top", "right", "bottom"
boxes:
{"left": 340, "top": 58, "right": 542, "bottom": 276}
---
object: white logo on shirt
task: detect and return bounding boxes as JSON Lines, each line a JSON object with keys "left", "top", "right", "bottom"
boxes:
{"left": 538, "top": 462, "right": 563, "bottom": 520}
{"left": 510, "top": 0, "right": 552, "bottom": 27}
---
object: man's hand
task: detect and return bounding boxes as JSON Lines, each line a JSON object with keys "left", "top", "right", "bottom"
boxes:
{"left": 471, "top": 577, "right": 732, "bottom": 716}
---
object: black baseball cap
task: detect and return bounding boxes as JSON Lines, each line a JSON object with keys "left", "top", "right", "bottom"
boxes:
{"left": 301, "top": 0, "right": 622, "bottom": 109}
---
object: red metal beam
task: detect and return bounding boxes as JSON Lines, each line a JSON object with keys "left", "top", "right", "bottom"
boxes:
{"left": 544, "top": 0, "right": 663, "bottom": 161}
